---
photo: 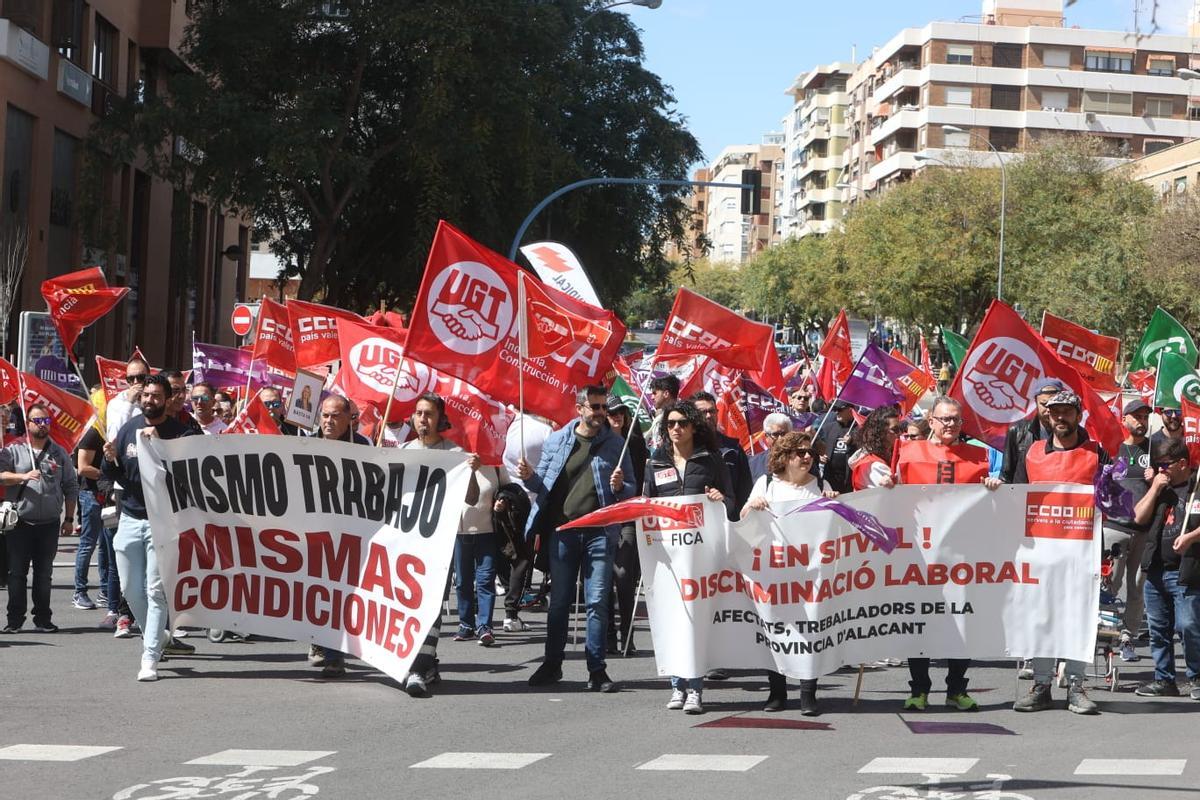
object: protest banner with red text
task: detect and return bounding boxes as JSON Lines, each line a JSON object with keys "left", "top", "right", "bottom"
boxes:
{"left": 630, "top": 485, "right": 1097, "bottom": 679}
{"left": 40, "top": 267, "right": 129, "bottom": 356}
{"left": 139, "top": 436, "right": 472, "bottom": 686}
{"left": 1039, "top": 311, "right": 1120, "bottom": 392}
{"left": 287, "top": 299, "right": 367, "bottom": 369}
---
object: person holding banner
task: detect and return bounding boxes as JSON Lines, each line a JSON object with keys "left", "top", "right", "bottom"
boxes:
{"left": 100, "top": 375, "right": 195, "bottom": 681}
{"left": 518, "top": 386, "right": 635, "bottom": 694}
{"left": 643, "top": 400, "right": 735, "bottom": 714}
{"left": 605, "top": 396, "right": 648, "bottom": 655}
{"left": 999, "top": 378, "right": 1064, "bottom": 485}
{"left": 849, "top": 406, "right": 902, "bottom": 491}
{"left": 742, "top": 430, "right": 838, "bottom": 715}
{"left": 893, "top": 396, "right": 1001, "bottom": 712}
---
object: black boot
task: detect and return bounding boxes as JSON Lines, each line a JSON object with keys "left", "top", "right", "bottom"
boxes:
{"left": 764, "top": 671, "right": 787, "bottom": 712}
{"left": 799, "top": 679, "right": 819, "bottom": 716}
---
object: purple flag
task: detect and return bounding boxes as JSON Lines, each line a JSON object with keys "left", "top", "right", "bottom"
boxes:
{"left": 838, "top": 343, "right": 909, "bottom": 411}
{"left": 782, "top": 496, "right": 899, "bottom": 554}
{"left": 1095, "top": 457, "right": 1134, "bottom": 521}
{"left": 192, "top": 342, "right": 277, "bottom": 391}
{"left": 742, "top": 376, "right": 816, "bottom": 433}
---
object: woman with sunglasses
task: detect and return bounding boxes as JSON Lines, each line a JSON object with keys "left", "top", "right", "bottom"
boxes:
{"left": 742, "top": 430, "right": 837, "bottom": 715}
{"left": 848, "top": 406, "right": 902, "bottom": 491}
{"left": 643, "top": 400, "right": 735, "bottom": 714}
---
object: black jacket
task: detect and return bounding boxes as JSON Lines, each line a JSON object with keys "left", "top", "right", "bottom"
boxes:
{"left": 101, "top": 414, "right": 195, "bottom": 520}
{"left": 715, "top": 431, "right": 752, "bottom": 511}
{"left": 1000, "top": 416, "right": 1048, "bottom": 484}
{"left": 643, "top": 446, "right": 737, "bottom": 521}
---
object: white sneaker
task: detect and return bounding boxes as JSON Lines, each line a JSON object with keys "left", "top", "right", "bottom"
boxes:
{"left": 683, "top": 690, "right": 704, "bottom": 714}
{"left": 172, "top": 628, "right": 189, "bottom": 638}
{"left": 137, "top": 658, "right": 158, "bottom": 682}
{"left": 1119, "top": 640, "right": 1140, "bottom": 662}
{"left": 404, "top": 672, "right": 428, "bottom": 697}
{"left": 666, "top": 688, "right": 686, "bottom": 710}
{"left": 503, "top": 618, "right": 527, "bottom": 633}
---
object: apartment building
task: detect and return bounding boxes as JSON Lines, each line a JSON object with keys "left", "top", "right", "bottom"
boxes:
{"left": 1126, "top": 138, "right": 1200, "bottom": 198}
{"left": 781, "top": 63, "right": 853, "bottom": 238}
{"left": 691, "top": 139, "right": 782, "bottom": 265}
{"left": 0, "top": 1, "right": 249, "bottom": 370}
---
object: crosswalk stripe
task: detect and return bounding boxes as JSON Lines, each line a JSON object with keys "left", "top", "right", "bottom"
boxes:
{"left": 859, "top": 757, "right": 979, "bottom": 775}
{"left": 0, "top": 745, "right": 122, "bottom": 762}
{"left": 186, "top": 750, "right": 336, "bottom": 767}
{"left": 636, "top": 754, "right": 767, "bottom": 772}
{"left": 410, "top": 752, "right": 551, "bottom": 770}
{"left": 1074, "top": 759, "right": 1186, "bottom": 776}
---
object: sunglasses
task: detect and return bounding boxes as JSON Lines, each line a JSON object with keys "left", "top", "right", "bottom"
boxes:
{"left": 1162, "top": 410, "right": 1183, "bottom": 418}
{"left": 932, "top": 416, "right": 962, "bottom": 425}
{"left": 263, "top": 400, "right": 283, "bottom": 409}
{"left": 126, "top": 374, "right": 148, "bottom": 384}
{"left": 763, "top": 430, "right": 785, "bottom": 439}
{"left": 900, "top": 433, "right": 922, "bottom": 440}
{"left": 1155, "top": 459, "right": 1183, "bottom": 470}
{"left": 191, "top": 395, "right": 211, "bottom": 403}
{"left": 790, "top": 448, "right": 815, "bottom": 459}
{"left": 580, "top": 402, "right": 606, "bottom": 411}
{"left": 665, "top": 419, "right": 691, "bottom": 429}
{"left": 27, "top": 417, "right": 51, "bottom": 426}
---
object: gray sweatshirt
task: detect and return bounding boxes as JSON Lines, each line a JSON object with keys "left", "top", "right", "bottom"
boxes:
{"left": 0, "top": 439, "right": 79, "bottom": 524}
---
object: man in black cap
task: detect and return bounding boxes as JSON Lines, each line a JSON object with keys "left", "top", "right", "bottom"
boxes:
{"left": 1102, "top": 398, "right": 1152, "bottom": 662}
{"left": 817, "top": 401, "right": 855, "bottom": 494}
{"left": 1000, "top": 378, "right": 1064, "bottom": 484}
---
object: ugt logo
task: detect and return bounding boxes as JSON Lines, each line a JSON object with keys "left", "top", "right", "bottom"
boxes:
{"left": 427, "top": 261, "right": 513, "bottom": 356}
{"left": 961, "top": 337, "right": 1043, "bottom": 424}
{"left": 348, "top": 338, "right": 405, "bottom": 394}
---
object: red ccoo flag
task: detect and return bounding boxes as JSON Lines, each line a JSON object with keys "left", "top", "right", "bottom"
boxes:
{"left": 1039, "top": 311, "right": 1120, "bottom": 393}
{"left": 41, "top": 267, "right": 129, "bottom": 357}
{"left": 2, "top": 358, "right": 95, "bottom": 451}
{"left": 286, "top": 299, "right": 367, "bottom": 369}
{"left": 250, "top": 297, "right": 297, "bottom": 375}
{"left": 517, "top": 271, "right": 612, "bottom": 359}
{"left": 656, "top": 287, "right": 773, "bottom": 372}
{"left": 1183, "top": 397, "right": 1200, "bottom": 466}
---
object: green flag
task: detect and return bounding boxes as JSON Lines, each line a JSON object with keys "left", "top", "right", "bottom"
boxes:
{"left": 611, "top": 374, "right": 652, "bottom": 433}
{"left": 1130, "top": 307, "right": 1197, "bottom": 373}
{"left": 1153, "top": 352, "right": 1200, "bottom": 410}
{"left": 941, "top": 327, "right": 969, "bottom": 370}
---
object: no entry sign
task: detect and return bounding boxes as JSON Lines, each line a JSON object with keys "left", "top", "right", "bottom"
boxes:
{"left": 231, "top": 303, "right": 259, "bottom": 337}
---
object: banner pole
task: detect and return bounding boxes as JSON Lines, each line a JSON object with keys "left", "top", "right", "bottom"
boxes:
{"left": 517, "top": 273, "right": 527, "bottom": 461}
{"left": 853, "top": 664, "right": 865, "bottom": 706}
{"left": 14, "top": 369, "right": 36, "bottom": 464}
{"left": 68, "top": 359, "right": 106, "bottom": 442}
{"left": 622, "top": 575, "right": 644, "bottom": 657}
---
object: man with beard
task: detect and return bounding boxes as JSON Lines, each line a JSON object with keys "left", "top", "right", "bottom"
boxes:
{"left": 1102, "top": 399, "right": 1153, "bottom": 662}
{"left": 101, "top": 375, "right": 195, "bottom": 681}
{"left": 1151, "top": 407, "right": 1185, "bottom": 451}
{"left": 1, "top": 403, "right": 78, "bottom": 634}
{"left": 1013, "top": 391, "right": 1110, "bottom": 715}
{"left": 1000, "top": 378, "right": 1064, "bottom": 484}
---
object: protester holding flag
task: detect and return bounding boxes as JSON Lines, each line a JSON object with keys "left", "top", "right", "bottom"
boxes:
{"left": 849, "top": 406, "right": 902, "bottom": 491}
{"left": 604, "top": 395, "right": 648, "bottom": 655}
{"left": 2, "top": 403, "right": 79, "bottom": 635}
{"left": 518, "top": 385, "right": 635, "bottom": 693}
{"left": 999, "top": 379, "right": 1063, "bottom": 484}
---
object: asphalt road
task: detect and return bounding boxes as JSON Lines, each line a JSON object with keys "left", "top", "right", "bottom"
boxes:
{"left": 3, "top": 546, "right": 1200, "bottom": 800}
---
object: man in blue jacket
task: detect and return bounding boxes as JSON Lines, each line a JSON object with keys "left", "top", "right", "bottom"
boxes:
{"left": 516, "top": 384, "right": 635, "bottom": 693}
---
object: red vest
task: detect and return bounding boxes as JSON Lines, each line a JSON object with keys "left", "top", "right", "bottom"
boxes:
{"left": 1024, "top": 440, "right": 1100, "bottom": 485}
{"left": 852, "top": 453, "right": 890, "bottom": 491}
{"left": 897, "top": 440, "right": 989, "bottom": 485}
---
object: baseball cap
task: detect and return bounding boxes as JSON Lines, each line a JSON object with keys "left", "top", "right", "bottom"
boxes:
{"left": 1033, "top": 378, "right": 1066, "bottom": 396}
{"left": 832, "top": 400, "right": 851, "bottom": 411}
{"left": 1123, "top": 398, "right": 1150, "bottom": 416}
{"left": 605, "top": 395, "right": 627, "bottom": 413}
{"left": 1046, "top": 390, "right": 1081, "bottom": 410}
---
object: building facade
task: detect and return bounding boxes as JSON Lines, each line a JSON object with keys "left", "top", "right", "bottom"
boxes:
{"left": 1125, "top": 138, "right": 1200, "bottom": 198}
{"left": 692, "top": 140, "right": 782, "bottom": 265}
{"left": 0, "top": 0, "right": 249, "bottom": 372}
{"left": 781, "top": 63, "right": 852, "bottom": 238}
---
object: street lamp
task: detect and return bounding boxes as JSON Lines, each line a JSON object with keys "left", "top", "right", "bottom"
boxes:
{"left": 576, "top": 0, "right": 663, "bottom": 30}
{"left": 941, "top": 124, "right": 1007, "bottom": 302}
{"left": 1178, "top": 68, "right": 1200, "bottom": 80}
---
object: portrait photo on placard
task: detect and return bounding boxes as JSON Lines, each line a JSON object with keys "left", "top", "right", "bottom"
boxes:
{"left": 285, "top": 368, "right": 323, "bottom": 431}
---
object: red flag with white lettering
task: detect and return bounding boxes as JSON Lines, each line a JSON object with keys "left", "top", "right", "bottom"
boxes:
{"left": 40, "top": 267, "right": 129, "bottom": 357}
{"left": 250, "top": 297, "right": 297, "bottom": 375}
{"left": 221, "top": 392, "right": 282, "bottom": 436}
{"left": 335, "top": 318, "right": 409, "bottom": 412}
{"left": 11, "top": 361, "right": 95, "bottom": 451}
{"left": 1039, "top": 311, "right": 1120, "bottom": 392}
{"left": 819, "top": 310, "right": 853, "bottom": 389}
{"left": 286, "top": 299, "right": 367, "bottom": 369}
{"left": 404, "top": 220, "right": 623, "bottom": 424}
{"left": 1183, "top": 397, "right": 1200, "bottom": 466}
{"left": 517, "top": 271, "right": 613, "bottom": 359}
{"left": 889, "top": 348, "right": 937, "bottom": 415}
{"left": 718, "top": 387, "right": 751, "bottom": 453}
{"left": 949, "top": 300, "right": 1123, "bottom": 455}
{"left": 656, "top": 288, "right": 773, "bottom": 372}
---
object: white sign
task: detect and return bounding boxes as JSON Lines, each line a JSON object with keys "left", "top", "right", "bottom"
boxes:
{"left": 640, "top": 485, "right": 1099, "bottom": 680}
{"left": 139, "top": 435, "right": 472, "bottom": 684}
{"left": 520, "top": 241, "right": 601, "bottom": 307}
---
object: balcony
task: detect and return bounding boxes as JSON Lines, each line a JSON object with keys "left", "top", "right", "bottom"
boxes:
{"left": 0, "top": 18, "right": 49, "bottom": 79}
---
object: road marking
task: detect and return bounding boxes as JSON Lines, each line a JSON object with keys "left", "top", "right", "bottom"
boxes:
{"left": 636, "top": 754, "right": 767, "bottom": 772}
{"left": 859, "top": 757, "right": 978, "bottom": 774}
{"left": 0, "top": 744, "right": 122, "bottom": 762}
{"left": 1074, "top": 759, "right": 1186, "bottom": 776}
{"left": 410, "top": 752, "right": 551, "bottom": 769}
{"left": 186, "top": 750, "right": 336, "bottom": 767}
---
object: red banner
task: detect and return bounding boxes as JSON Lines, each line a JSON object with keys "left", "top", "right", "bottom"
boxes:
{"left": 819, "top": 309, "right": 854, "bottom": 389}
{"left": 1039, "top": 311, "right": 1120, "bottom": 392}
{"left": 656, "top": 287, "right": 773, "bottom": 372}
{"left": 251, "top": 297, "right": 297, "bottom": 375}
{"left": 221, "top": 392, "right": 282, "bottom": 436}
{"left": 1183, "top": 398, "right": 1200, "bottom": 467}
{"left": 335, "top": 318, "right": 409, "bottom": 412}
{"left": 8, "top": 360, "right": 95, "bottom": 452}
{"left": 949, "top": 300, "right": 1123, "bottom": 455}
{"left": 889, "top": 348, "right": 937, "bottom": 415}
{"left": 286, "top": 299, "right": 367, "bottom": 369}
{"left": 518, "top": 271, "right": 612, "bottom": 359}
{"left": 404, "top": 220, "right": 623, "bottom": 424}
{"left": 40, "top": 267, "right": 129, "bottom": 356}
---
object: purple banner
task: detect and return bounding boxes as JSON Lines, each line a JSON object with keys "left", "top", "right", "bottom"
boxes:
{"left": 783, "top": 496, "right": 899, "bottom": 554}
{"left": 839, "top": 343, "right": 908, "bottom": 411}
{"left": 192, "top": 342, "right": 280, "bottom": 392}
{"left": 742, "top": 377, "right": 816, "bottom": 434}
{"left": 32, "top": 354, "right": 84, "bottom": 396}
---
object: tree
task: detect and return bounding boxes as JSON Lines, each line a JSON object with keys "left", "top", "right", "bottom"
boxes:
{"left": 85, "top": 0, "right": 700, "bottom": 311}
{"left": 0, "top": 220, "right": 28, "bottom": 358}
{"left": 1147, "top": 190, "right": 1200, "bottom": 333}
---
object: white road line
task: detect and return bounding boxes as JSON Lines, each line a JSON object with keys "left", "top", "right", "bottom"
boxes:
{"left": 410, "top": 752, "right": 552, "bottom": 770}
{"left": 859, "top": 757, "right": 979, "bottom": 775}
{"left": 636, "top": 754, "right": 767, "bottom": 772}
{"left": 186, "top": 750, "right": 336, "bottom": 767}
{"left": 0, "top": 744, "right": 122, "bottom": 762}
{"left": 1074, "top": 759, "right": 1186, "bottom": 776}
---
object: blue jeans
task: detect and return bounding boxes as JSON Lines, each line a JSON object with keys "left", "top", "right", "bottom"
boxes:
{"left": 546, "top": 527, "right": 615, "bottom": 672}
{"left": 671, "top": 676, "right": 703, "bottom": 691}
{"left": 1144, "top": 566, "right": 1200, "bottom": 682}
{"left": 74, "top": 491, "right": 109, "bottom": 594}
{"left": 114, "top": 515, "right": 168, "bottom": 662}
{"left": 454, "top": 533, "right": 498, "bottom": 632}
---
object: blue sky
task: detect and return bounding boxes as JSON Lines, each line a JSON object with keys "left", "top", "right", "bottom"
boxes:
{"left": 627, "top": 0, "right": 1193, "bottom": 166}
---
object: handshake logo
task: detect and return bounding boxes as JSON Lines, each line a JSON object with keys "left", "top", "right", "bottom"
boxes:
{"left": 961, "top": 337, "right": 1043, "bottom": 425}
{"left": 427, "top": 262, "right": 514, "bottom": 356}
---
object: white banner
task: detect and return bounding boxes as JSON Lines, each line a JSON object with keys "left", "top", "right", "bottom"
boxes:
{"left": 138, "top": 435, "right": 472, "bottom": 683}
{"left": 520, "top": 241, "right": 601, "bottom": 307}
{"left": 641, "top": 485, "right": 1100, "bottom": 680}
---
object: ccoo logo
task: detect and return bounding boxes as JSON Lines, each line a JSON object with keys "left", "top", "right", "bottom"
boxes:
{"left": 961, "top": 337, "right": 1043, "bottom": 425}
{"left": 1173, "top": 372, "right": 1200, "bottom": 406}
{"left": 427, "top": 261, "right": 513, "bottom": 356}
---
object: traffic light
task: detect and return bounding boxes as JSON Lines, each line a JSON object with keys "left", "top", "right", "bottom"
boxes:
{"left": 740, "top": 169, "right": 762, "bottom": 215}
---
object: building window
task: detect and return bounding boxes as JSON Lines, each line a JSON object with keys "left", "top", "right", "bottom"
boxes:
{"left": 1145, "top": 139, "right": 1173, "bottom": 155}
{"left": 1189, "top": 104, "right": 1200, "bottom": 121}
{"left": 1175, "top": 176, "right": 1188, "bottom": 194}
{"left": 1144, "top": 96, "right": 1174, "bottom": 118}
{"left": 990, "top": 85, "right": 1021, "bottom": 111}
{"left": 0, "top": 0, "right": 41, "bottom": 37}
{"left": 1148, "top": 57, "right": 1175, "bottom": 77}
{"left": 946, "top": 45, "right": 973, "bottom": 65}
{"left": 1085, "top": 50, "right": 1133, "bottom": 74}
{"left": 945, "top": 86, "right": 972, "bottom": 107}
{"left": 1081, "top": 90, "right": 1132, "bottom": 115}
{"left": 1040, "top": 89, "right": 1069, "bottom": 112}
{"left": 993, "top": 44, "right": 1022, "bottom": 68}
{"left": 943, "top": 126, "right": 970, "bottom": 148}
{"left": 989, "top": 128, "right": 1019, "bottom": 151}
{"left": 52, "top": 0, "right": 85, "bottom": 64}
{"left": 1042, "top": 48, "right": 1071, "bottom": 69}
{"left": 92, "top": 14, "right": 118, "bottom": 86}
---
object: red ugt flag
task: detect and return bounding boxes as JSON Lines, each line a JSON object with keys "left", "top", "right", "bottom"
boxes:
{"left": 405, "top": 220, "right": 624, "bottom": 425}
{"left": 41, "top": 267, "right": 129, "bottom": 356}
{"left": 287, "top": 299, "right": 367, "bottom": 369}
{"left": 949, "top": 300, "right": 1123, "bottom": 455}
{"left": 517, "top": 271, "right": 612, "bottom": 359}
{"left": 656, "top": 288, "right": 773, "bottom": 372}
{"left": 250, "top": 297, "right": 297, "bottom": 375}
{"left": 222, "top": 392, "right": 282, "bottom": 436}
{"left": 335, "top": 318, "right": 408, "bottom": 412}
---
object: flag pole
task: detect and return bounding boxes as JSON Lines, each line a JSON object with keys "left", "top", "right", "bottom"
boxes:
{"left": 67, "top": 358, "right": 106, "bottom": 442}
{"left": 517, "top": 273, "right": 528, "bottom": 461}
{"left": 616, "top": 355, "right": 656, "bottom": 468}
{"left": 14, "top": 369, "right": 37, "bottom": 464}
{"left": 375, "top": 348, "right": 404, "bottom": 448}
